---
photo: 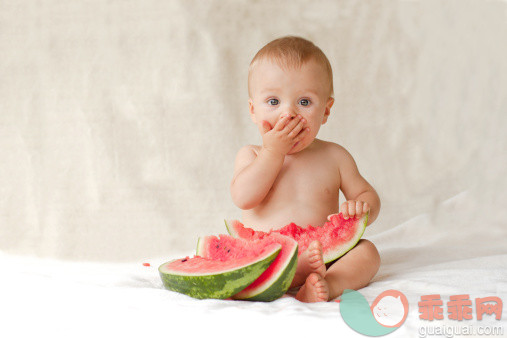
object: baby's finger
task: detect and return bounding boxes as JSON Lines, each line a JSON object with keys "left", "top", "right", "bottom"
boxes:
{"left": 283, "top": 114, "right": 302, "bottom": 132}
{"left": 288, "top": 118, "right": 306, "bottom": 138}
{"left": 362, "top": 202, "right": 370, "bottom": 215}
{"left": 348, "top": 201, "right": 356, "bottom": 218}
{"left": 355, "top": 201, "right": 363, "bottom": 217}
{"left": 293, "top": 127, "right": 310, "bottom": 142}
{"left": 260, "top": 120, "right": 273, "bottom": 134}
{"left": 340, "top": 202, "right": 349, "bottom": 219}
{"left": 273, "top": 114, "right": 292, "bottom": 131}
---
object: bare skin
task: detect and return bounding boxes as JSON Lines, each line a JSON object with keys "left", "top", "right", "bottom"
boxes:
{"left": 230, "top": 58, "right": 381, "bottom": 302}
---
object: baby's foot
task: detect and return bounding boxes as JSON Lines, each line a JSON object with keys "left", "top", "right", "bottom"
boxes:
{"left": 307, "top": 240, "right": 326, "bottom": 278}
{"left": 290, "top": 240, "right": 327, "bottom": 288}
{"left": 295, "top": 273, "right": 329, "bottom": 303}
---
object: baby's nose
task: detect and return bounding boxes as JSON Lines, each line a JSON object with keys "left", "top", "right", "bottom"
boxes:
{"left": 282, "top": 109, "right": 297, "bottom": 119}
{"left": 281, "top": 112, "right": 297, "bottom": 120}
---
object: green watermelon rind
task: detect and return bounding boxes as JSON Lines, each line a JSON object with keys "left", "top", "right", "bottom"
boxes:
{"left": 237, "top": 243, "right": 297, "bottom": 302}
{"left": 322, "top": 212, "right": 368, "bottom": 264}
{"left": 224, "top": 219, "right": 239, "bottom": 238}
{"left": 231, "top": 232, "right": 298, "bottom": 302}
{"left": 158, "top": 244, "right": 281, "bottom": 300}
{"left": 196, "top": 236, "right": 205, "bottom": 256}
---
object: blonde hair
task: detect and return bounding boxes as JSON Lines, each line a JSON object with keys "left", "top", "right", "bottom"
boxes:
{"left": 248, "top": 36, "right": 334, "bottom": 98}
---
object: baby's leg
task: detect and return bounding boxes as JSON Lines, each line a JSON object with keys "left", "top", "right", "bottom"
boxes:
{"left": 324, "top": 239, "right": 381, "bottom": 300}
{"left": 294, "top": 239, "right": 379, "bottom": 302}
{"left": 289, "top": 240, "right": 326, "bottom": 288}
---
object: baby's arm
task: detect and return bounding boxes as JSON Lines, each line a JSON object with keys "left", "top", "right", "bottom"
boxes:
{"left": 230, "top": 145, "right": 284, "bottom": 210}
{"left": 336, "top": 146, "right": 380, "bottom": 226}
{"left": 230, "top": 114, "right": 308, "bottom": 210}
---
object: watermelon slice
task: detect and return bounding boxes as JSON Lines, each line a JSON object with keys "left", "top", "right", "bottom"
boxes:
{"left": 225, "top": 212, "right": 368, "bottom": 264}
{"left": 198, "top": 232, "right": 298, "bottom": 302}
{"left": 159, "top": 235, "right": 281, "bottom": 300}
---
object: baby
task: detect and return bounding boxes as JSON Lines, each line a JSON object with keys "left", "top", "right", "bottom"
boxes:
{"left": 230, "top": 36, "right": 381, "bottom": 303}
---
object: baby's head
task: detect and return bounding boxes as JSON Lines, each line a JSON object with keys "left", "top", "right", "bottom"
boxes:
{"left": 248, "top": 36, "right": 335, "bottom": 153}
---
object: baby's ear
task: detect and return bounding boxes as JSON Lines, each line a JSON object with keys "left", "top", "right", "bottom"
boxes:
{"left": 322, "top": 97, "right": 335, "bottom": 124}
{"left": 248, "top": 99, "right": 257, "bottom": 123}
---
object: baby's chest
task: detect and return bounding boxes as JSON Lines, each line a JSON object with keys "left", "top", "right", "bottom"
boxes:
{"left": 271, "top": 158, "right": 340, "bottom": 201}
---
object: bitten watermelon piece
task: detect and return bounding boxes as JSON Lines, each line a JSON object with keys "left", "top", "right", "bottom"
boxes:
{"left": 198, "top": 232, "right": 298, "bottom": 302}
{"left": 225, "top": 212, "right": 368, "bottom": 264}
{"left": 159, "top": 235, "right": 281, "bottom": 300}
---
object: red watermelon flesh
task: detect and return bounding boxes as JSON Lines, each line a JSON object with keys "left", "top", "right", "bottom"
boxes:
{"left": 198, "top": 233, "right": 298, "bottom": 301}
{"left": 164, "top": 252, "right": 270, "bottom": 274}
{"left": 226, "top": 212, "right": 368, "bottom": 264}
{"left": 195, "top": 234, "right": 272, "bottom": 262}
{"left": 167, "top": 236, "right": 280, "bottom": 274}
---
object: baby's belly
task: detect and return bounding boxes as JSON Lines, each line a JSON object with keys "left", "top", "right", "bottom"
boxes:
{"left": 242, "top": 198, "right": 339, "bottom": 232}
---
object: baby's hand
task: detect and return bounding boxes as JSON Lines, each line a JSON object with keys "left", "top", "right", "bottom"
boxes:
{"left": 260, "top": 114, "right": 309, "bottom": 157}
{"left": 339, "top": 200, "right": 370, "bottom": 220}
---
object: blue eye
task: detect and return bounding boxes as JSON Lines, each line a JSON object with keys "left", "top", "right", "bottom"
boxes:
{"left": 300, "top": 99, "right": 310, "bottom": 106}
{"left": 268, "top": 99, "right": 279, "bottom": 106}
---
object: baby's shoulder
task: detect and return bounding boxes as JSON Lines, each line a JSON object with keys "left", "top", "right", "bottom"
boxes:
{"left": 319, "top": 140, "right": 352, "bottom": 159}
{"left": 317, "top": 140, "right": 358, "bottom": 171}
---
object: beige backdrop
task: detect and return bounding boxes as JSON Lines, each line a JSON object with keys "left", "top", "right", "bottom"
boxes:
{"left": 1, "top": 0, "right": 506, "bottom": 261}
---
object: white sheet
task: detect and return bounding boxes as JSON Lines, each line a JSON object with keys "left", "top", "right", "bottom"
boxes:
{"left": 2, "top": 192, "right": 506, "bottom": 338}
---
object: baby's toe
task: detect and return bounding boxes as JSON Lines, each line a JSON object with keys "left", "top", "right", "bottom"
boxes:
{"left": 308, "top": 241, "right": 323, "bottom": 262}
{"left": 309, "top": 240, "right": 322, "bottom": 253}
{"left": 309, "top": 273, "right": 329, "bottom": 302}
{"left": 307, "top": 241, "right": 326, "bottom": 277}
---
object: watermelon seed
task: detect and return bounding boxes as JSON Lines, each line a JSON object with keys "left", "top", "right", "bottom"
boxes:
{"left": 227, "top": 249, "right": 230, "bottom": 253}
{"left": 216, "top": 244, "right": 219, "bottom": 249}
{"left": 181, "top": 258, "right": 188, "bottom": 262}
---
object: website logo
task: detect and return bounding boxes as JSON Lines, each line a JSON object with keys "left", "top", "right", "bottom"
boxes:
{"left": 340, "top": 289, "right": 409, "bottom": 336}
